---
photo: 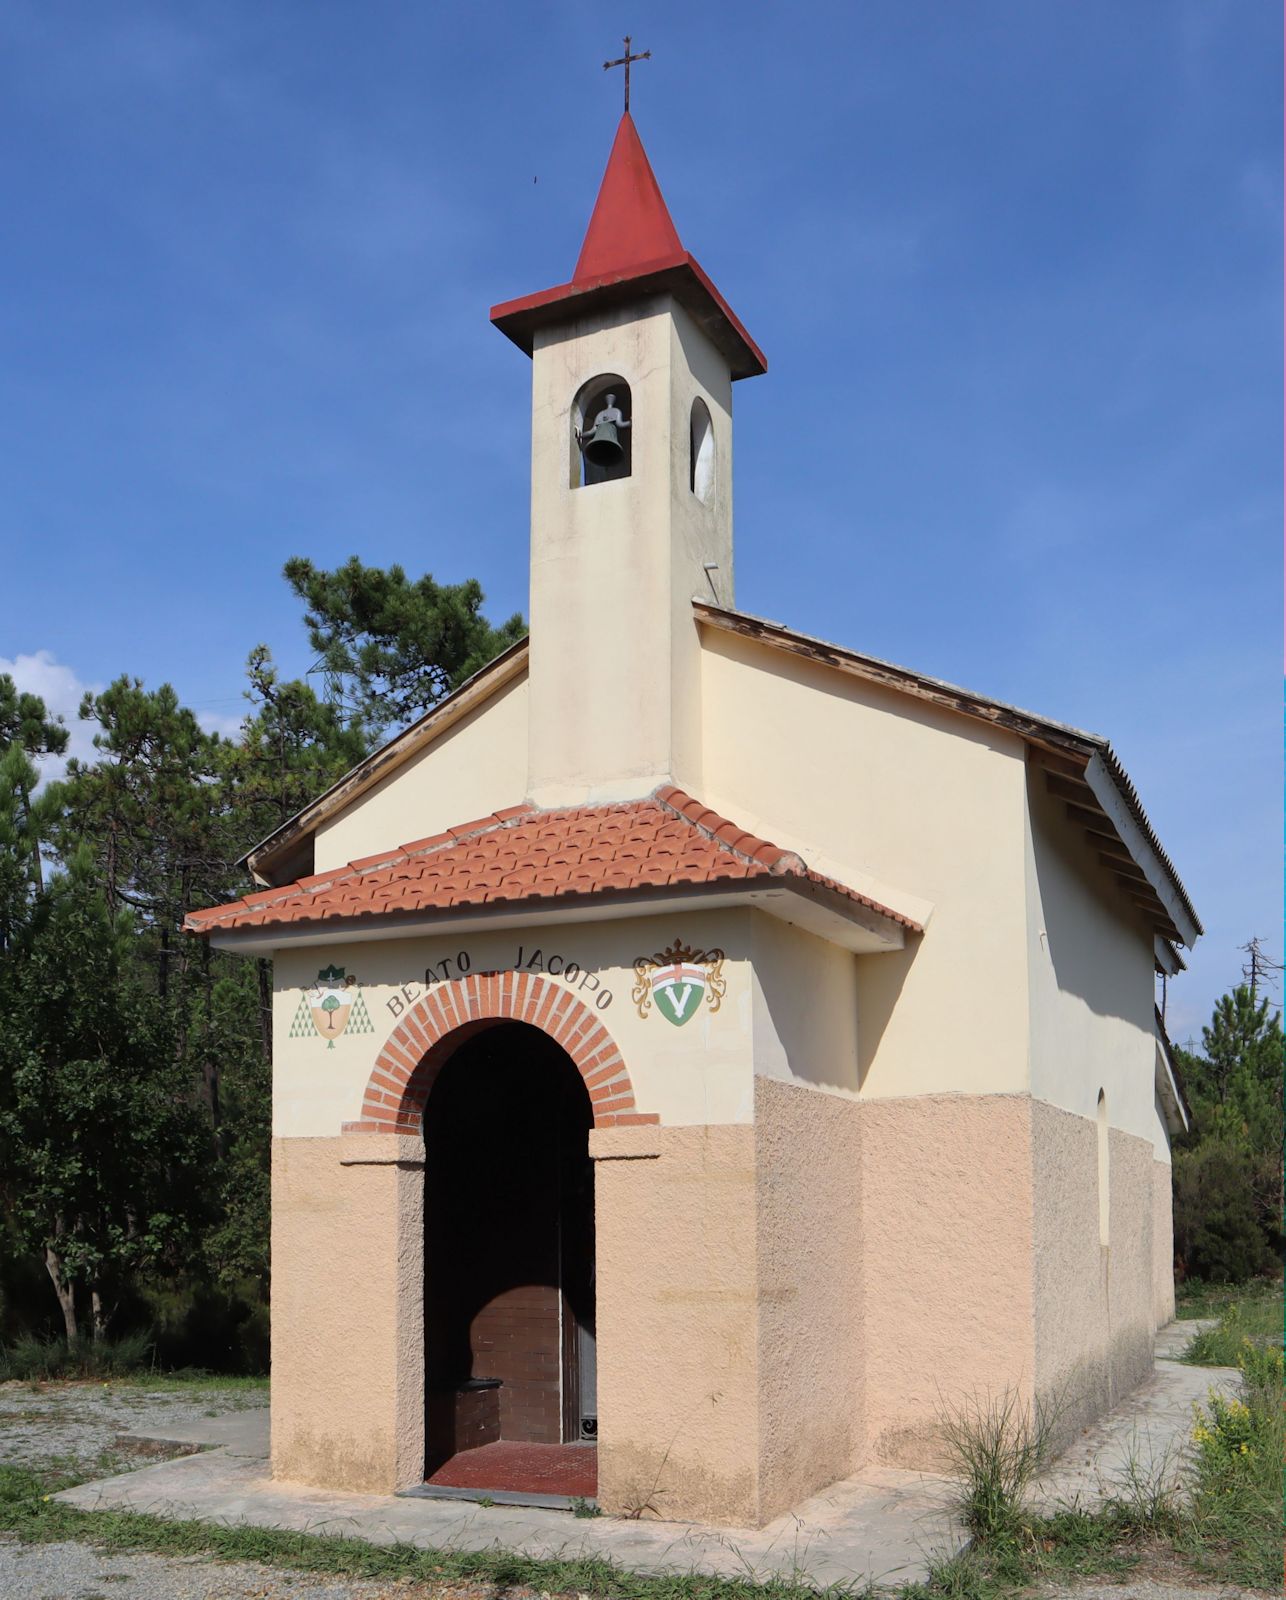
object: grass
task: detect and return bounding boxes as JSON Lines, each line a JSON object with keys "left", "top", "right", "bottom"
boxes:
{"left": 0, "top": 1332, "right": 156, "bottom": 1382}
{"left": 1175, "top": 1275, "right": 1282, "bottom": 1322}
{"left": 0, "top": 1461, "right": 867, "bottom": 1600}
{"left": 1177, "top": 1340, "right": 1285, "bottom": 1588}
{"left": 935, "top": 1388, "right": 1058, "bottom": 1546}
{"left": 1179, "top": 1280, "right": 1283, "bottom": 1367}
{"left": 923, "top": 1325, "right": 1285, "bottom": 1599}
{"left": 0, "top": 1337, "right": 269, "bottom": 1396}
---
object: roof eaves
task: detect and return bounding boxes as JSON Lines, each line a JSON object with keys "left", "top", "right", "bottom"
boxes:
{"left": 240, "top": 637, "right": 529, "bottom": 883}
{"left": 695, "top": 601, "right": 1199, "bottom": 945}
{"left": 1154, "top": 1006, "right": 1192, "bottom": 1136}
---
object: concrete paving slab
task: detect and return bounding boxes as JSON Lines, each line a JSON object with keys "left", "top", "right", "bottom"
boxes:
{"left": 122, "top": 1406, "right": 270, "bottom": 1457}
{"left": 57, "top": 1446, "right": 962, "bottom": 1589}
{"left": 1030, "top": 1329, "right": 1238, "bottom": 1510}
{"left": 1152, "top": 1319, "right": 1215, "bottom": 1362}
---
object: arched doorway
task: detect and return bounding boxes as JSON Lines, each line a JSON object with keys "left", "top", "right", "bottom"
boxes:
{"left": 422, "top": 1021, "right": 596, "bottom": 1496}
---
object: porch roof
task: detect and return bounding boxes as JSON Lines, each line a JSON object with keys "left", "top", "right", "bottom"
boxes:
{"left": 185, "top": 785, "right": 919, "bottom": 951}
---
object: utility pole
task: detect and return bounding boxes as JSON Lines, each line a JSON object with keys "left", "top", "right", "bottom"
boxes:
{"left": 1239, "top": 936, "right": 1283, "bottom": 1005}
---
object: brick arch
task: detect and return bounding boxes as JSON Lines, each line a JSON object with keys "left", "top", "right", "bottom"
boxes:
{"left": 341, "top": 970, "right": 657, "bottom": 1137}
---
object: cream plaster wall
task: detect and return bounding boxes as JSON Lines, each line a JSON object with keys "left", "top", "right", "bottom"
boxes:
{"left": 312, "top": 673, "right": 529, "bottom": 875}
{"left": 753, "top": 1077, "right": 863, "bottom": 1519}
{"left": 750, "top": 913, "right": 861, "bottom": 1097}
{"left": 271, "top": 1135, "right": 424, "bottom": 1492}
{"left": 699, "top": 627, "right": 1032, "bottom": 1100}
{"left": 527, "top": 297, "right": 732, "bottom": 806}
{"left": 271, "top": 909, "right": 759, "bottom": 1138}
{"left": 1023, "top": 765, "right": 1164, "bottom": 1156}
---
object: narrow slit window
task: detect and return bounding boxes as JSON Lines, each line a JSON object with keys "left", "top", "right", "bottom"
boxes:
{"left": 690, "top": 397, "right": 714, "bottom": 503}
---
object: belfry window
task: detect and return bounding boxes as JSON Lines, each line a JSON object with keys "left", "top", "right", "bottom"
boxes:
{"left": 573, "top": 376, "right": 632, "bottom": 487}
{"left": 690, "top": 397, "right": 715, "bottom": 503}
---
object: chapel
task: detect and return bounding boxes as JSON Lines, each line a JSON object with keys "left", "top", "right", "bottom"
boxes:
{"left": 188, "top": 105, "right": 1198, "bottom": 1528}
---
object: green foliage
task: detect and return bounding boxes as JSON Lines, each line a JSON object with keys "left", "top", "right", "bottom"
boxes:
{"left": 0, "top": 674, "right": 68, "bottom": 760}
{"left": 0, "top": 842, "right": 210, "bottom": 1340}
{"left": 1172, "top": 981, "right": 1283, "bottom": 1283}
{"left": 284, "top": 554, "right": 525, "bottom": 734}
{"left": 0, "top": 1331, "right": 153, "bottom": 1381}
{"left": 1181, "top": 1284, "right": 1283, "bottom": 1366}
{"left": 936, "top": 1387, "right": 1059, "bottom": 1548}
{"left": 0, "top": 559, "right": 517, "bottom": 1366}
{"left": 1172, "top": 1138, "right": 1278, "bottom": 1283}
{"left": 1184, "top": 1344, "right": 1285, "bottom": 1588}
{"left": 218, "top": 646, "right": 368, "bottom": 844}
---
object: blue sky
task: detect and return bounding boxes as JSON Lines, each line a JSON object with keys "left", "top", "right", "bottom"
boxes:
{"left": 0, "top": 1, "right": 1279, "bottom": 1038}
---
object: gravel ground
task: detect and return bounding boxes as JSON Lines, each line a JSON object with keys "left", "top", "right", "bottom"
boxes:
{"left": 0, "top": 1377, "right": 268, "bottom": 1477}
{"left": 1042, "top": 1583, "right": 1267, "bottom": 1600}
{"left": 0, "top": 1539, "right": 503, "bottom": 1600}
{"left": 0, "top": 1545, "right": 1270, "bottom": 1600}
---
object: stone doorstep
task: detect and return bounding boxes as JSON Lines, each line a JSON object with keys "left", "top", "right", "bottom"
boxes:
{"left": 56, "top": 1323, "right": 1230, "bottom": 1590}
{"left": 400, "top": 1481, "right": 590, "bottom": 1513}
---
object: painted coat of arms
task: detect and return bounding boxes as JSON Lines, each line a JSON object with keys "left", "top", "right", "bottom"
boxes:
{"left": 632, "top": 939, "right": 726, "bottom": 1028}
{"left": 289, "top": 964, "right": 375, "bottom": 1049}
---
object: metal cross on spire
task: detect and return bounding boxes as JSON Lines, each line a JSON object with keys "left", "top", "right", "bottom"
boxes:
{"left": 603, "top": 36, "right": 651, "bottom": 113}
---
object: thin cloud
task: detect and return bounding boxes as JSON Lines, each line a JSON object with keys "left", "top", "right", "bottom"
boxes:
{"left": 0, "top": 650, "right": 102, "bottom": 784}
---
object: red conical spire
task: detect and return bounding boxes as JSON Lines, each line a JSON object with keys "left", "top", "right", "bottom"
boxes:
{"left": 491, "top": 114, "right": 766, "bottom": 380}
{"left": 573, "top": 112, "right": 683, "bottom": 284}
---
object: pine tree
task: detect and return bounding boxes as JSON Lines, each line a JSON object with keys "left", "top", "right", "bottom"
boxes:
{"left": 283, "top": 555, "right": 526, "bottom": 735}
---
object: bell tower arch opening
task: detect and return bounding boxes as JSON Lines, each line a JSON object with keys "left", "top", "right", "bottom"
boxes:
{"left": 690, "top": 395, "right": 715, "bottom": 502}
{"left": 572, "top": 374, "right": 632, "bottom": 487}
{"left": 422, "top": 1021, "right": 598, "bottom": 1486}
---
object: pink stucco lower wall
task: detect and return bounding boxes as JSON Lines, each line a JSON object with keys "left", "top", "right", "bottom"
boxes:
{"left": 1152, "top": 1159, "right": 1175, "bottom": 1328}
{"left": 860, "top": 1093, "right": 1038, "bottom": 1466}
{"left": 271, "top": 1135, "right": 425, "bottom": 1493}
{"left": 266, "top": 1095, "right": 1161, "bottom": 1524}
{"left": 754, "top": 1077, "right": 863, "bottom": 1519}
{"left": 1031, "top": 1102, "right": 1156, "bottom": 1445}
{"left": 592, "top": 1123, "right": 762, "bottom": 1525}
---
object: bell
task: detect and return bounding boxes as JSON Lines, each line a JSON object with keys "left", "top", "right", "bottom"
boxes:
{"left": 581, "top": 420, "right": 623, "bottom": 468}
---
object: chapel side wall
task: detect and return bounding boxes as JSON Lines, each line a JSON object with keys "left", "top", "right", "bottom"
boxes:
{"left": 698, "top": 627, "right": 1032, "bottom": 1099}
{"left": 1022, "top": 764, "right": 1169, "bottom": 1382}
{"left": 1022, "top": 763, "right": 1162, "bottom": 1149}
{"left": 753, "top": 1076, "right": 863, "bottom": 1519}
{"left": 1029, "top": 1102, "right": 1155, "bottom": 1445}
{"left": 313, "top": 673, "right": 530, "bottom": 874}
{"left": 1152, "top": 1129, "right": 1175, "bottom": 1326}
{"left": 860, "top": 1094, "right": 1037, "bottom": 1466}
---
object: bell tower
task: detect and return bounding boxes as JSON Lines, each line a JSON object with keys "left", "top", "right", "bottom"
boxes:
{"left": 491, "top": 111, "right": 766, "bottom": 808}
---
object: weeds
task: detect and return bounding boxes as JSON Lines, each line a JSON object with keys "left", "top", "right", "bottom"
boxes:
{"left": 0, "top": 1333, "right": 154, "bottom": 1382}
{"left": 936, "top": 1387, "right": 1058, "bottom": 1546}
{"left": 1180, "top": 1287, "right": 1283, "bottom": 1366}
{"left": 0, "top": 1460, "right": 868, "bottom": 1600}
{"left": 1180, "top": 1341, "right": 1284, "bottom": 1588}
{"left": 1175, "top": 1275, "right": 1281, "bottom": 1321}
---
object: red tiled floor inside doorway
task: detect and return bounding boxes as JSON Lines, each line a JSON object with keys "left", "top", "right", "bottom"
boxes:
{"left": 425, "top": 1440, "right": 597, "bottom": 1499}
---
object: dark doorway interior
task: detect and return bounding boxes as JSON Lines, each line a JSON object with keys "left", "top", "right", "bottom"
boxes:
{"left": 424, "top": 1022, "right": 595, "bottom": 1477}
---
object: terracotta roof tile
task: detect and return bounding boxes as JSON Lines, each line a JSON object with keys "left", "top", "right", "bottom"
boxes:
{"left": 184, "top": 787, "right": 922, "bottom": 938}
